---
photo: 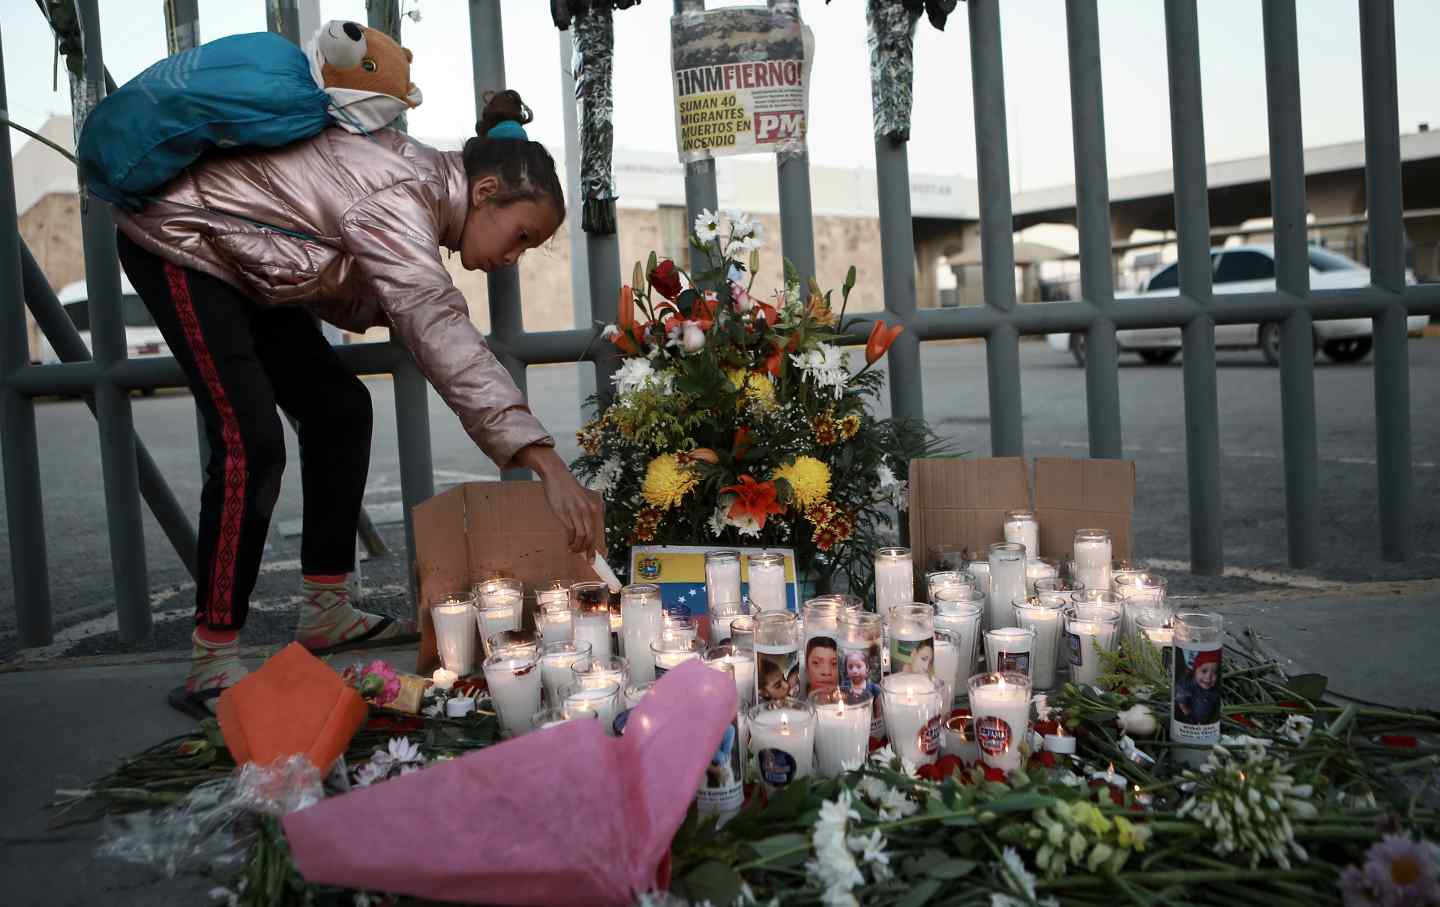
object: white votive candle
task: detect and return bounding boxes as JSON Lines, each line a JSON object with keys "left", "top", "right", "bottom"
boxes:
{"left": 561, "top": 679, "right": 622, "bottom": 734}
{"left": 475, "top": 592, "right": 522, "bottom": 659}
{"left": 747, "top": 699, "right": 817, "bottom": 794}
{"left": 1004, "top": 509, "right": 1039, "bottom": 559}
{"left": 571, "top": 580, "right": 614, "bottom": 662}
{"left": 536, "top": 605, "right": 573, "bottom": 643}
{"left": 620, "top": 583, "right": 664, "bottom": 682}
{"left": 747, "top": 552, "right": 788, "bottom": 613}
{"left": 483, "top": 649, "right": 543, "bottom": 737}
{"left": 881, "top": 673, "right": 943, "bottom": 767}
{"left": 445, "top": 696, "right": 475, "bottom": 718}
{"left": 535, "top": 580, "right": 571, "bottom": 612}
{"left": 1012, "top": 599, "right": 1064, "bottom": 689}
{"left": 964, "top": 558, "right": 993, "bottom": 602}
{"left": 430, "top": 595, "right": 478, "bottom": 676}
{"left": 705, "top": 550, "right": 742, "bottom": 610}
{"left": 932, "top": 628, "right": 961, "bottom": 697}
{"left": 800, "top": 599, "right": 846, "bottom": 697}
{"left": 985, "top": 626, "right": 1036, "bottom": 677}
{"left": 934, "top": 592, "right": 985, "bottom": 681}
{"left": 1042, "top": 724, "right": 1077, "bottom": 755}
{"left": 874, "top": 547, "right": 914, "bottom": 620}
{"left": 651, "top": 636, "right": 705, "bottom": 678}
{"left": 987, "top": 543, "right": 1027, "bottom": 631}
{"left": 943, "top": 714, "right": 980, "bottom": 763}
{"left": 810, "top": 688, "right": 873, "bottom": 776}
{"left": 1064, "top": 601, "right": 1122, "bottom": 686}
{"left": 968, "top": 671, "right": 1032, "bottom": 772}
{"left": 1073, "top": 529, "right": 1113, "bottom": 594}
{"left": 539, "top": 640, "right": 592, "bottom": 706}
{"left": 708, "top": 598, "right": 745, "bottom": 647}
{"left": 927, "top": 570, "right": 975, "bottom": 605}
{"left": 707, "top": 643, "right": 757, "bottom": 710}
{"left": 1025, "top": 558, "right": 1060, "bottom": 597}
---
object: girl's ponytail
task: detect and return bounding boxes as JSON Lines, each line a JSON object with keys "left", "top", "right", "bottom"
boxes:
{"left": 463, "top": 90, "right": 564, "bottom": 222}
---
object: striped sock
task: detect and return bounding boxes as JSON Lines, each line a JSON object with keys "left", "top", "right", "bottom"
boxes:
{"left": 186, "top": 628, "right": 249, "bottom": 693}
{"left": 296, "top": 574, "right": 388, "bottom": 650}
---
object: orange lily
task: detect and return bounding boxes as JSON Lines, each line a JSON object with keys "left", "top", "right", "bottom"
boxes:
{"left": 865, "top": 320, "right": 905, "bottom": 365}
{"left": 763, "top": 345, "right": 784, "bottom": 378}
{"left": 719, "top": 475, "right": 785, "bottom": 532}
{"left": 733, "top": 427, "right": 753, "bottom": 457}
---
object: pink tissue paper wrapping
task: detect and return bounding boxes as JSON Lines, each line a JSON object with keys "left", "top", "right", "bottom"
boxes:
{"left": 282, "top": 658, "right": 738, "bottom": 906}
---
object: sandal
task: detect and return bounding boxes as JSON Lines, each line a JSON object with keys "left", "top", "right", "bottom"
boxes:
{"left": 168, "top": 685, "right": 225, "bottom": 721}
{"left": 302, "top": 615, "right": 419, "bottom": 657}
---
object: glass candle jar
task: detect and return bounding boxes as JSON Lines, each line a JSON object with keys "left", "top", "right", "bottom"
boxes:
{"left": 1063, "top": 602, "right": 1122, "bottom": 685}
{"left": 539, "top": 640, "right": 593, "bottom": 707}
{"left": 747, "top": 552, "right": 788, "bottom": 612}
{"left": 430, "top": 592, "right": 478, "bottom": 677}
{"left": 1072, "top": 529, "right": 1113, "bottom": 593}
{"left": 934, "top": 588, "right": 985, "bottom": 685}
{"left": 728, "top": 614, "right": 758, "bottom": 652}
{"left": 620, "top": 583, "right": 664, "bottom": 683}
{"left": 708, "top": 597, "right": 746, "bottom": 647}
{"left": 837, "top": 610, "right": 885, "bottom": 739}
{"left": 987, "top": 542, "right": 1027, "bottom": 631}
{"left": 571, "top": 580, "right": 613, "bottom": 661}
{"left": 534, "top": 579, "right": 572, "bottom": 611}
{"left": 650, "top": 636, "right": 705, "bottom": 678}
{"left": 874, "top": 547, "right": 914, "bottom": 620}
{"left": 1025, "top": 558, "right": 1060, "bottom": 596}
{"left": 754, "top": 611, "right": 800, "bottom": 705}
{"left": 927, "top": 544, "right": 967, "bottom": 573}
{"left": 799, "top": 598, "right": 848, "bottom": 697}
{"left": 706, "top": 643, "right": 757, "bottom": 710}
{"left": 810, "top": 687, "right": 873, "bottom": 776}
{"left": 748, "top": 697, "right": 817, "bottom": 795}
{"left": 483, "top": 646, "right": 542, "bottom": 738}
{"left": 1172, "top": 611, "right": 1223, "bottom": 765}
{"left": 881, "top": 673, "right": 944, "bottom": 767}
{"left": 927, "top": 570, "right": 976, "bottom": 604}
{"left": 1012, "top": 597, "right": 1065, "bottom": 689}
{"left": 968, "top": 671, "right": 1032, "bottom": 773}
{"left": 536, "top": 603, "right": 573, "bottom": 643}
{"left": 474, "top": 577, "right": 523, "bottom": 659}
{"left": 1003, "top": 509, "right": 1039, "bottom": 558}
{"left": 985, "top": 626, "right": 1037, "bottom": 677}
{"left": 886, "top": 603, "right": 935, "bottom": 678}
{"left": 704, "top": 549, "right": 742, "bottom": 609}
{"left": 696, "top": 655, "right": 744, "bottom": 815}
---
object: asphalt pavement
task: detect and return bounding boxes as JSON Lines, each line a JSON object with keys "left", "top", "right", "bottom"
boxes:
{"left": 1, "top": 337, "right": 1437, "bottom": 661}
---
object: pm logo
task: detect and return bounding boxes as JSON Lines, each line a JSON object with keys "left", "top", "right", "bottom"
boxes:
{"left": 637, "top": 556, "right": 662, "bottom": 581}
{"left": 754, "top": 111, "right": 805, "bottom": 143}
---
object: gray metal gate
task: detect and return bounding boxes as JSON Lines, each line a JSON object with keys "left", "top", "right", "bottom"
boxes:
{"left": 2, "top": 0, "right": 1436, "bottom": 651}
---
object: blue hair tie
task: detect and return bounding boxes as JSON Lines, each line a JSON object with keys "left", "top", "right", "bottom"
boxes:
{"left": 486, "top": 120, "right": 529, "bottom": 141}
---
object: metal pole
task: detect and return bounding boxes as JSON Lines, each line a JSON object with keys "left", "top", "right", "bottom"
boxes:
{"left": 1261, "top": 0, "right": 1319, "bottom": 568}
{"left": 19, "top": 243, "right": 198, "bottom": 578}
{"left": 78, "top": 0, "right": 151, "bottom": 639}
{"left": 1358, "top": 0, "right": 1412, "bottom": 562}
{"left": 0, "top": 25, "right": 53, "bottom": 646}
{"left": 265, "top": 0, "right": 302, "bottom": 44}
{"left": 559, "top": 28, "right": 597, "bottom": 409}
{"left": 874, "top": 137, "right": 925, "bottom": 424}
{"left": 469, "top": 1, "right": 533, "bottom": 482}
{"left": 163, "top": 0, "right": 200, "bottom": 53}
{"left": 1165, "top": 0, "right": 1223, "bottom": 575}
{"left": 1065, "top": 0, "right": 1122, "bottom": 460}
{"left": 968, "top": 0, "right": 1020, "bottom": 455}
{"left": 773, "top": 0, "right": 816, "bottom": 286}
{"left": 674, "top": 0, "right": 719, "bottom": 276}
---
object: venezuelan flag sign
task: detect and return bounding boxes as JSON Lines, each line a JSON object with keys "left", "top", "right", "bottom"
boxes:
{"left": 629, "top": 546, "right": 800, "bottom": 615}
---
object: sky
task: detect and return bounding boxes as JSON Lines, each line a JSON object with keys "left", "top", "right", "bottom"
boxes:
{"left": 4, "top": 0, "right": 1439, "bottom": 192}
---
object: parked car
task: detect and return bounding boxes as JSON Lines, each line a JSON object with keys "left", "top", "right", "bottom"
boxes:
{"left": 35, "top": 276, "right": 169, "bottom": 396}
{"left": 1047, "top": 245, "right": 1430, "bottom": 366}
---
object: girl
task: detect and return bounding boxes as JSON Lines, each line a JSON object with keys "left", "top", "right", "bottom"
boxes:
{"left": 114, "top": 91, "right": 602, "bottom": 718}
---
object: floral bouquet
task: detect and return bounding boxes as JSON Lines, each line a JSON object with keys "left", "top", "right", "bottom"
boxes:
{"left": 575, "top": 209, "right": 942, "bottom": 592}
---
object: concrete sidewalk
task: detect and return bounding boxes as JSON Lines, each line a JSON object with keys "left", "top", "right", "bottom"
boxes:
{"left": 2, "top": 586, "right": 1437, "bottom": 905}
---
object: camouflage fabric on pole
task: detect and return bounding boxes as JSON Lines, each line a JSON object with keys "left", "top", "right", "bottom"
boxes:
{"left": 846, "top": 0, "right": 959, "bottom": 143}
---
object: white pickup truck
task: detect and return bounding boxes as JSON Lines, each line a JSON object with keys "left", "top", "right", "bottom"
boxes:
{"left": 1047, "top": 245, "right": 1430, "bottom": 366}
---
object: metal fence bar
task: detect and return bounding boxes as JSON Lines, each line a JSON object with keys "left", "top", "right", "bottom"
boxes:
{"left": 677, "top": 0, "right": 718, "bottom": 276}
{"left": 968, "top": 0, "right": 1021, "bottom": 456}
{"left": 77, "top": 0, "right": 152, "bottom": 640}
{"left": 469, "top": 0, "right": 533, "bottom": 483}
{"left": 772, "top": 0, "right": 816, "bottom": 286}
{"left": 1358, "top": 0, "right": 1413, "bottom": 562}
{"left": 265, "top": 0, "right": 301, "bottom": 44}
{"left": 20, "top": 241, "right": 198, "bottom": 578}
{"left": 0, "top": 25, "right": 53, "bottom": 646}
{"left": 1065, "top": 0, "right": 1122, "bottom": 461}
{"left": 1164, "top": 0, "right": 1223, "bottom": 575}
{"left": 1261, "top": 0, "right": 1319, "bottom": 568}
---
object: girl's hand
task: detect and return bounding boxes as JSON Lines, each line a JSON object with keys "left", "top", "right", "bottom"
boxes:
{"left": 514, "top": 444, "right": 605, "bottom": 556}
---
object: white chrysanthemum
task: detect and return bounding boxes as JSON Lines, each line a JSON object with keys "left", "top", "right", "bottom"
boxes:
{"left": 387, "top": 736, "right": 423, "bottom": 765}
{"left": 353, "top": 760, "right": 389, "bottom": 788}
{"left": 587, "top": 457, "right": 624, "bottom": 494}
{"left": 694, "top": 208, "right": 720, "bottom": 243}
{"left": 790, "top": 344, "right": 849, "bottom": 399}
{"left": 847, "top": 829, "right": 892, "bottom": 880}
{"left": 613, "top": 358, "right": 672, "bottom": 398}
{"left": 724, "top": 209, "right": 754, "bottom": 238}
{"left": 1281, "top": 714, "right": 1313, "bottom": 744}
{"left": 806, "top": 790, "right": 864, "bottom": 907}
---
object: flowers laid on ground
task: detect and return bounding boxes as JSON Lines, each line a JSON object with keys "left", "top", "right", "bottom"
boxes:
{"left": 352, "top": 736, "right": 425, "bottom": 788}
{"left": 575, "top": 209, "right": 940, "bottom": 590}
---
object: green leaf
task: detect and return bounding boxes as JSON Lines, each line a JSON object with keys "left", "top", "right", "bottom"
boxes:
{"left": 761, "top": 776, "right": 816, "bottom": 822}
{"left": 925, "top": 858, "right": 978, "bottom": 880}
{"left": 984, "top": 790, "right": 1056, "bottom": 815}
{"left": 1282, "top": 673, "right": 1329, "bottom": 703}
{"left": 749, "top": 832, "right": 810, "bottom": 861}
{"left": 895, "top": 878, "right": 942, "bottom": 907}
{"left": 679, "top": 860, "right": 742, "bottom": 907}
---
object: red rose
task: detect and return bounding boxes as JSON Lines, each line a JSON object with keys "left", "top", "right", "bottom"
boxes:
{"left": 648, "top": 259, "right": 682, "bottom": 299}
{"left": 982, "top": 765, "right": 1008, "bottom": 784}
{"left": 1033, "top": 720, "right": 1059, "bottom": 737}
{"left": 1030, "top": 751, "right": 1057, "bottom": 769}
{"left": 1380, "top": 735, "right": 1419, "bottom": 748}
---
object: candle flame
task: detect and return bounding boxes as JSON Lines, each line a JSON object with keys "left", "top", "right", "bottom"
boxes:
{"left": 837, "top": 698, "right": 846, "bottom": 717}
{"left": 1106, "top": 762, "right": 1115, "bottom": 781}
{"left": 780, "top": 711, "right": 790, "bottom": 733}
{"left": 1056, "top": 725, "right": 1066, "bottom": 737}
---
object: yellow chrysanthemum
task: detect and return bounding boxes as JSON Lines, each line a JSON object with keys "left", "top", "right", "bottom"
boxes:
{"left": 773, "top": 456, "right": 831, "bottom": 509}
{"left": 641, "top": 453, "right": 699, "bottom": 510}
{"left": 726, "top": 368, "right": 777, "bottom": 410}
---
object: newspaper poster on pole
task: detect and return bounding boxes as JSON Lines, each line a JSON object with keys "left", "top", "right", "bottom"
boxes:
{"left": 670, "top": 6, "right": 814, "bottom": 162}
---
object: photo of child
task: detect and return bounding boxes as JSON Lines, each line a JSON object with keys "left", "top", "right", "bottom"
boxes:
{"left": 904, "top": 639, "right": 935, "bottom": 676}
{"left": 757, "top": 650, "right": 797, "bottom": 703}
{"left": 804, "top": 636, "right": 840, "bottom": 696}
{"left": 1173, "top": 646, "right": 1221, "bottom": 726}
{"left": 705, "top": 722, "right": 739, "bottom": 790}
{"left": 840, "top": 645, "right": 884, "bottom": 730}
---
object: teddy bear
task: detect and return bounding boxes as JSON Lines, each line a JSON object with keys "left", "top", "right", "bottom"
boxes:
{"left": 308, "top": 20, "right": 423, "bottom": 133}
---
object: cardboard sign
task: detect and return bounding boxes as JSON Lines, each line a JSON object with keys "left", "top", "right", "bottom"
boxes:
{"left": 630, "top": 545, "right": 800, "bottom": 615}
{"left": 412, "top": 481, "right": 605, "bottom": 675}
{"left": 907, "top": 457, "right": 1135, "bottom": 595}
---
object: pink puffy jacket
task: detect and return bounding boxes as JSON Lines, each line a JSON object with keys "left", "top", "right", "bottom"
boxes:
{"left": 114, "top": 127, "right": 552, "bottom": 469}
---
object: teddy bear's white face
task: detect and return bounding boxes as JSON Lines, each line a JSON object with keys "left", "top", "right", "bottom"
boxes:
{"left": 318, "top": 20, "right": 367, "bottom": 71}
